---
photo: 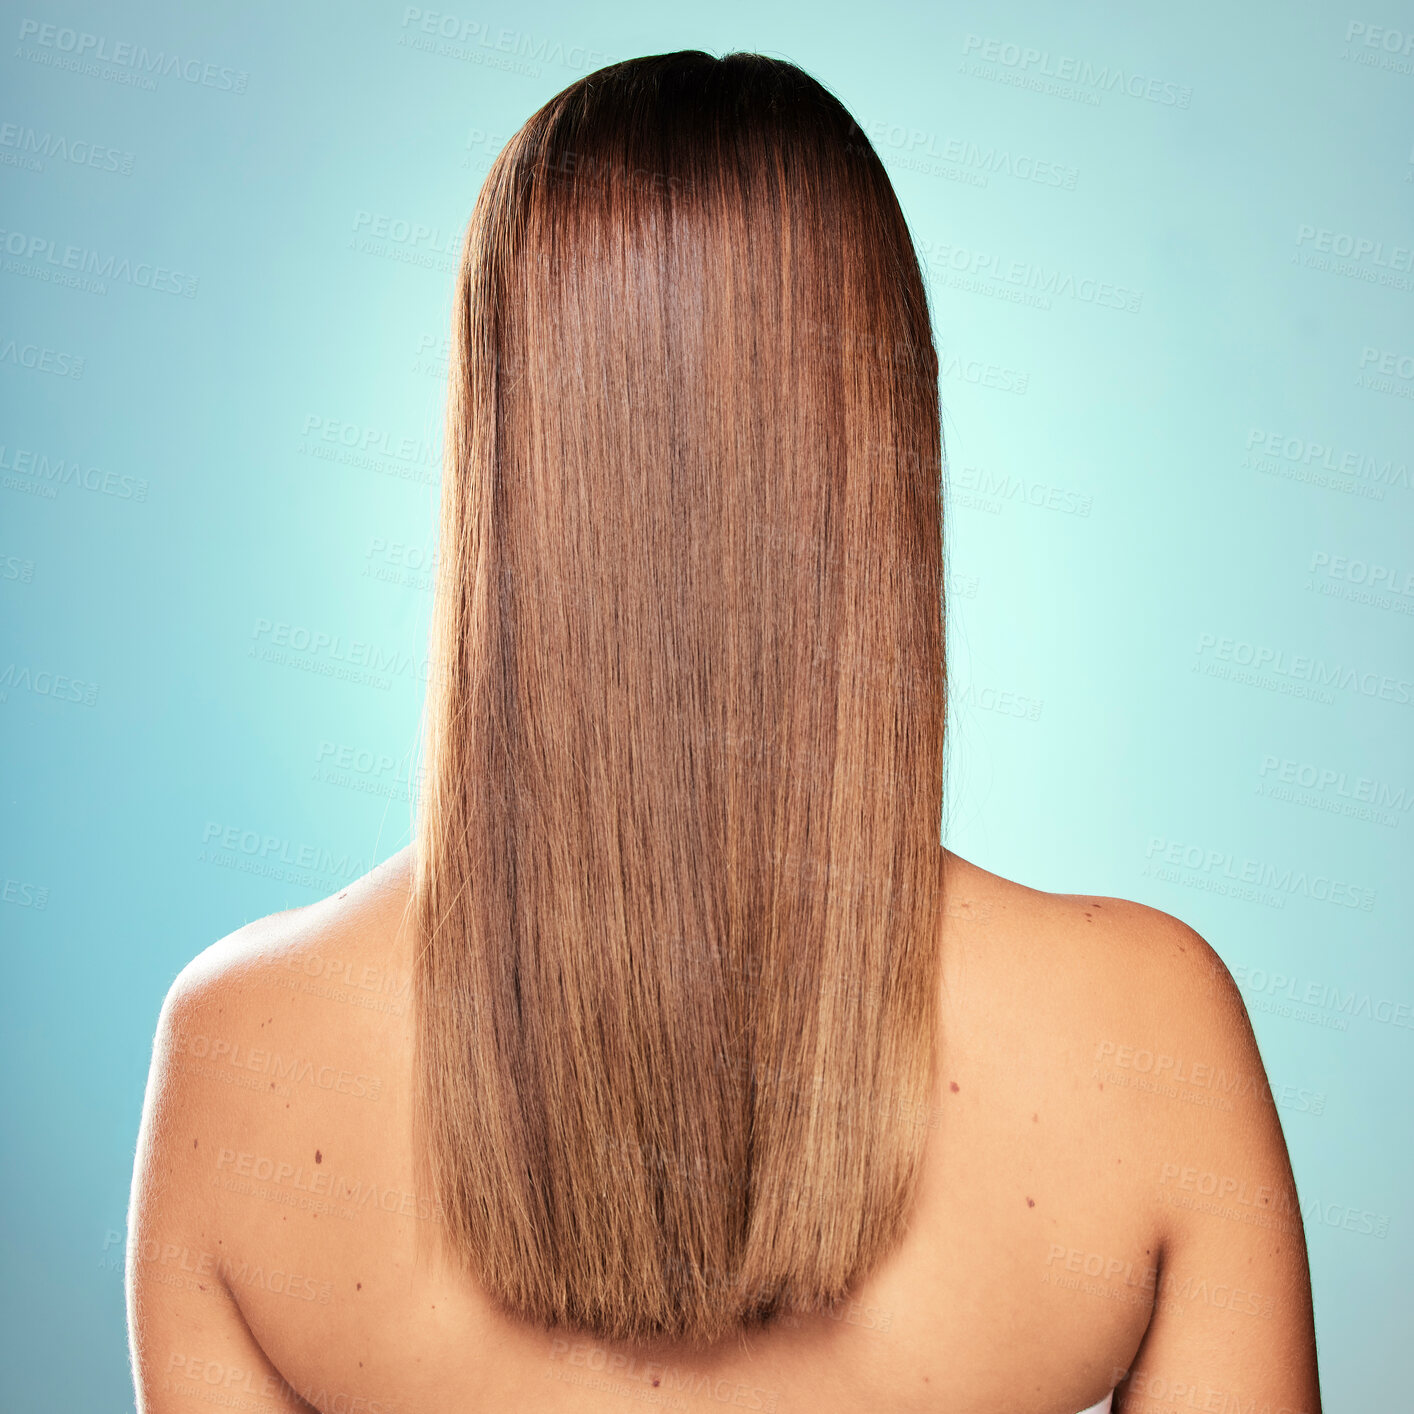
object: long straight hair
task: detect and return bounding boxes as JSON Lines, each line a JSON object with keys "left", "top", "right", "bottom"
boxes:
{"left": 411, "top": 49, "right": 947, "bottom": 1344}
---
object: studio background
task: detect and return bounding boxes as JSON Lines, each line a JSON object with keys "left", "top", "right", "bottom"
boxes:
{"left": 2, "top": 2, "right": 1410, "bottom": 1408}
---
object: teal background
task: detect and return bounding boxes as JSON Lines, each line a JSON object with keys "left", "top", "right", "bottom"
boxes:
{"left": 2, "top": 1, "right": 1410, "bottom": 1407}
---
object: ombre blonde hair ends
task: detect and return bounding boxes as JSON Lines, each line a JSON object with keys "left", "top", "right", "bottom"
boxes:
{"left": 411, "top": 50, "right": 947, "bottom": 1344}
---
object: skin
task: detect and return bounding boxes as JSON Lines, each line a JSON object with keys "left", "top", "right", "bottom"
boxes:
{"left": 126, "top": 847, "right": 1321, "bottom": 1414}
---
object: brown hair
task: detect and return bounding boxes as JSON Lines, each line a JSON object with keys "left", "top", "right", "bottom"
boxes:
{"left": 411, "top": 49, "right": 946, "bottom": 1344}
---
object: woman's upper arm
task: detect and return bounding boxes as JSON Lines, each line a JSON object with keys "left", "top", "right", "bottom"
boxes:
{"left": 1115, "top": 923, "right": 1321, "bottom": 1413}
{"left": 125, "top": 952, "right": 317, "bottom": 1414}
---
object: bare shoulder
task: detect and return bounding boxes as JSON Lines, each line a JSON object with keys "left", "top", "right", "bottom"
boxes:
{"left": 939, "top": 850, "right": 1313, "bottom": 1267}
{"left": 131, "top": 847, "right": 419, "bottom": 1227}
{"left": 939, "top": 849, "right": 1256, "bottom": 1060}
{"left": 937, "top": 848, "right": 1298, "bottom": 1223}
{"left": 156, "top": 846, "right": 418, "bottom": 1055}
{"left": 126, "top": 851, "right": 422, "bottom": 1405}
{"left": 930, "top": 855, "right": 1317, "bottom": 1407}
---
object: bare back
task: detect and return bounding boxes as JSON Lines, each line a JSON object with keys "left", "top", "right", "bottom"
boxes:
{"left": 126, "top": 849, "right": 1320, "bottom": 1413}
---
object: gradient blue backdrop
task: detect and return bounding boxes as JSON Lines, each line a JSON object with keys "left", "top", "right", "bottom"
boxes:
{"left": 2, "top": 1, "right": 1411, "bottom": 1408}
